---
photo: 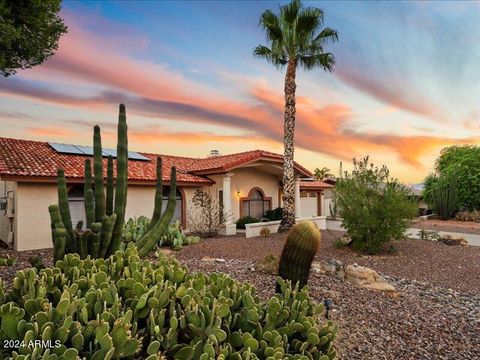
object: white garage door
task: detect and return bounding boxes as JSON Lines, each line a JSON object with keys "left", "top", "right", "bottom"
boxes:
{"left": 300, "top": 192, "right": 318, "bottom": 217}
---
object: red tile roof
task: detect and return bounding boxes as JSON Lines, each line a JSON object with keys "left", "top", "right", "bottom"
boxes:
{"left": 0, "top": 137, "right": 314, "bottom": 184}
{"left": 300, "top": 180, "right": 335, "bottom": 189}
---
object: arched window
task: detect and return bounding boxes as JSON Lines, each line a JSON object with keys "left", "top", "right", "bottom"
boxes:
{"left": 240, "top": 188, "right": 271, "bottom": 219}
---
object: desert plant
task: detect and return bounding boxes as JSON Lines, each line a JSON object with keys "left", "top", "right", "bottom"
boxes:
{"left": 260, "top": 227, "right": 271, "bottom": 238}
{"left": 236, "top": 216, "right": 260, "bottom": 230}
{"left": 254, "top": 0, "right": 338, "bottom": 231}
{"left": 135, "top": 167, "right": 177, "bottom": 257}
{"left": 188, "top": 189, "right": 229, "bottom": 237}
{"left": 0, "top": 246, "right": 338, "bottom": 360}
{"left": 335, "top": 156, "right": 418, "bottom": 254}
{"left": 426, "top": 174, "right": 459, "bottom": 220}
{"left": 265, "top": 207, "right": 283, "bottom": 221}
{"left": 256, "top": 254, "right": 279, "bottom": 275}
{"left": 417, "top": 229, "right": 440, "bottom": 241}
{"left": 48, "top": 104, "right": 129, "bottom": 260}
{"left": 329, "top": 198, "right": 338, "bottom": 220}
{"left": 28, "top": 256, "right": 45, "bottom": 272}
{"left": 0, "top": 255, "right": 15, "bottom": 267}
{"left": 159, "top": 220, "right": 200, "bottom": 250}
{"left": 277, "top": 221, "right": 321, "bottom": 292}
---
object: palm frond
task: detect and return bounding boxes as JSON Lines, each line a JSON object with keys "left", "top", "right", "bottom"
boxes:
{"left": 314, "top": 27, "right": 339, "bottom": 44}
{"left": 259, "top": 9, "right": 282, "bottom": 41}
{"left": 280, "top": 0, "right": 301, "bottom": 24}
{"left": 296, "top": 7, "right": 323, "bottom": 38}
{"left": 298, "top": 52, "right": 335, "bottom": 71}
{"left": 253, "top": 45, "right": 287, "bottom": 68}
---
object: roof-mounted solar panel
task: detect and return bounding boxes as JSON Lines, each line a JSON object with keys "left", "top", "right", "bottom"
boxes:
{"left": 49, "top": 142, "right": 149, "bottom": 161}
{"left": 49, "top": 143, "right": 84, "bottom": 155}
{"left": 74, "top": 145, "right": 94, "bottom": 155}
{"left": 128, "top": 151, "right": 149, "bottom": 161}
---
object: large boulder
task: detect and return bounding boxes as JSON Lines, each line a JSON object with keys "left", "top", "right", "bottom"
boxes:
{"left": 440, "top": 235, "right": 469, "bottom": 246}
{"left": 312, "top": 258, "right": 345, "bottom": 280}
{"left": 345, "top": 264, "right": 396, "bottom": 293}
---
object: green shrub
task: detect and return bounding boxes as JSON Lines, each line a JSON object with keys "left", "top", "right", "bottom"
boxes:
{"left": 424, "top": 173, "right": 459, "bottom": 220}
{"left": 0, "top": 246, "right": 338, "bottom": 359}
{"left": 28, "top": 256, "right": 45, "bottom": 272}
{"left": 265, "top": 207, "right": 283, "bottom": 221}
{"left": 424, "top": 145, "right": 480, "bottom": 211}
{"left": 0, "top": 255, "right": 15, "bottom": 267}
{"left": 236, "top": 216, "right": 260, "bottom": 229}
{"left": 335, "top": 156, "right": 417, "bottom": 254}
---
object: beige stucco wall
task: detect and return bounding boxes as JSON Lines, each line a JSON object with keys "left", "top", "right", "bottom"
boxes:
{"left": 207, "top": 167, "right": 281, "bottom": 222}
{"left": 125, "top": 186, "right": 156, "bottom": 220}
{"left": 15, "top": 182, "right": 58, "bottom": 251}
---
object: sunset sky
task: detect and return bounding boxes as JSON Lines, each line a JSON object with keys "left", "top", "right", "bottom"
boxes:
{"left": 1, "top": 1, "right": 479, "bottom": 183}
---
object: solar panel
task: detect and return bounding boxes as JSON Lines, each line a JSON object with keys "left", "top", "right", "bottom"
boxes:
{"left": 74, "top": 145, "right": 94, "bottom": 155}
{"left": 128, "top": 151, "right": 150, "bottom": 161}
{"left": 49, "top": 142, "right": 149, "bottom": 161}
{"left": 48, "top": 143, "right": 84, "bottom": 155}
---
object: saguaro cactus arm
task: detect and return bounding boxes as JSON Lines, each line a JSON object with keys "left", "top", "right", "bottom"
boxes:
{"left": 56, "top": 169, "right": 76, "bottom": 254}
{"left": 149, "top": 157, "right": 163, "bottom": 230}
{"left": 93, "top": 125, "right": 106, "bottom": 222}
{"left": 106, "top": 156, "right": 114, "bottom": 216}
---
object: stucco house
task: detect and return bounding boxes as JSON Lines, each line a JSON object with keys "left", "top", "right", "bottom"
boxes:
{"left": 0, "top": 137, "right": 334, "bottom": 251}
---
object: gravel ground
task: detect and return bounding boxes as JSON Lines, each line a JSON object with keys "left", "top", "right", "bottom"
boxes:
{"left": 412, "top": 219, "right": 480, "bottom": 235}
{"left": 1, "top": 232, "right": 479, "bottom": 359}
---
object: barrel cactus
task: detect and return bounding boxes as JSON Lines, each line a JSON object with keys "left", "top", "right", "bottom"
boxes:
{"left": 277, "top": 221, "right": 321, "bottom": 292}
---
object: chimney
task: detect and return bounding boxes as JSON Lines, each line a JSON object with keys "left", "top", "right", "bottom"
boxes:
{"left": 208, "top": 149, "right": 220, "bottom": 157}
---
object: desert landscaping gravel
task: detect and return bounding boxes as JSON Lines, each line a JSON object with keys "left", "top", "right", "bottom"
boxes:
{"left": 1, "top": 231, "right": 479, "bottom": 359}
{"left": 412, "top": 218, "right": 480, "bottom": 235}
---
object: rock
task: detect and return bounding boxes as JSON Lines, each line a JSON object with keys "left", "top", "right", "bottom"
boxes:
{"left": 345, "top": 264, "right": 396, "bottom": 293}
{"left": 339, "top": 235, "right": 353, "bottom": 246}
{"left": 440, "top": 235, "right": 468, "bottom": 246}
{"left": 201, "top": 256, "right": 215, "bottom": 262}
{"left": 215, "top": 258, "right": 226, "bottom": 263}
{"left": 312, "top": 259, "right": 345, "bottom": 281}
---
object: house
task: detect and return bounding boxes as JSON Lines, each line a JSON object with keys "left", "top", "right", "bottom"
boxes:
{"left": 0, "top": 137, "right": 334, "bottom": 251}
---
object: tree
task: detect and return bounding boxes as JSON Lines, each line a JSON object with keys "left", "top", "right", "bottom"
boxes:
{"left": 0, "top": 0, "right": 67, "bottom": 77}
{"left": 424, "top": 145, "right": 480, "bottom": 212}
{"left": 254, "top": 0, "right": 338, "bottom": 231}
{"left": 335, "top": 157, "right": 417, "bottom": 254}
{"left": 187, "top": 189, "right": 230, "bottom": 237}
{"left": 314, "top": 166, "right": 330, "bottom": 181}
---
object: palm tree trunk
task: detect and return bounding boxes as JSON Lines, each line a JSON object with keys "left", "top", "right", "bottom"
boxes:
{"left": 279, "top": 59, "right": 297, "bottom": 232}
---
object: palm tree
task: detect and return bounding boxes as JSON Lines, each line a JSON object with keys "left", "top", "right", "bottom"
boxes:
{"left": 314, "top": 167, "right": 331, "bottom": 181}
{"left": 254, "top": 0, "right": 338, "bottom": 231}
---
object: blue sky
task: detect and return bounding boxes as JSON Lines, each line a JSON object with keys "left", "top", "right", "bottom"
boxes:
{"left": 1, "top": 0, "right": 479, "bottom": 182}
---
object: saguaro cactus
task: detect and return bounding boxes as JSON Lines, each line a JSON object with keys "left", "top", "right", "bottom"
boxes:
{"left": 93, "top": 125, "right": 106, "bottom": 222}
{"left": 106, "top": 156, "right": 114, "bottom": 216}
{"left": 56, "top": 169, "right": 76, "bottom": 254}
{"left": 136, "top": 167, "right": 177, "bottom": 257}
{"left": 277, "top": 221, "right": 321, "bottom": 292}
{"left": 109, "top": 103, "right": 128, "bottom": 256}
{"left": 148, "top": 157, "right": 163, "bottom": 231}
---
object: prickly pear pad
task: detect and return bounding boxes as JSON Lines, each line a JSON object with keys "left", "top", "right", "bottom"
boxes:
{"left": 0, "top": 246, "right": 337, "bottom": 359}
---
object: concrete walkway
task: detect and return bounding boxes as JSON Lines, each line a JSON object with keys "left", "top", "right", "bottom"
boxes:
{"left": 326, "top": 219, "right": 480, "bottom": 247}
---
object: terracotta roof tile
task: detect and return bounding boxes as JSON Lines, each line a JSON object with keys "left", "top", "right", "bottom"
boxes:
{"left": 0, "top": 137, "right": 313, "bottom": 184}
{"left": 300, "top": 180, "right": 335, "bottom": 189}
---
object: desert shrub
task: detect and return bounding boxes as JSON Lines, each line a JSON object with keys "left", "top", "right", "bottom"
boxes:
{"left": 188, "top": 189, "right": 228, "bottom": 237}
{"left": 425, "top": 174, "right": 459, "bottom": 219}
{"left": 0, "top": 255, "right": 15, "bottom": 266}
{"left": 28, "top": 256, "right": 45, "bottom": 272}
{"left": 424, "top": 145, "right": 480, "bottom": 212}
{"left": 336, "top": 156, "right": 417, "bottom": 254}
{"left": 0, "top": 246, "right": 338, "bottom": 359}
{"left": 124, "top": 217, "right": 199, "bottom": 250}
{"left": 256, "top": 254, "right": 279, "bottom": 275}
{"left": 265, "top": 207, "right": 283, "bottom": 221}
{"left": 236, "top": 216, "right": 260, "bottom": 229}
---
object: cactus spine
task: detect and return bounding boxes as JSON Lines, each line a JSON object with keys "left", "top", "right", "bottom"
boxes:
{"left": 56, "top": 169, "right": 76, "bottom": 254}
{"left": 277, "top": 221, "right": 320, "bottom": 292}
{"left": 106, "top": 156, "right": 114, "bottom": 216}
{"left": 109, "top": 103, "right": 128, "bottom": 255}
{"left": 136, "top": 167, "right": 176, "bottom": 257}
{"left": 93, "top": 125, "right": 106, "bottom": 222}
{"left": 148, "top": 157, "right": 163, "bottom": 231}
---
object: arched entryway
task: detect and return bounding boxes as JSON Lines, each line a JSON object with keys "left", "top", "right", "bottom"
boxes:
{"left": 240, "top": 187, "right": 271, "bottom": 219}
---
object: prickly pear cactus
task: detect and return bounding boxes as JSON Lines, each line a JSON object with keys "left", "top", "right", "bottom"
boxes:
{"left": 1, "top": 247, "right": 337, "bottom": 360}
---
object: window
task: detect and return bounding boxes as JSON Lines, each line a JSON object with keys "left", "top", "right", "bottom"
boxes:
{"left": 241, "top": 189, "right": 271, "bottom": 219}
{"left": 162, "top": 186, "right": 183, "bottom": 223}
{"left": 68, "top": 185, "right": 86, "bottom": 229}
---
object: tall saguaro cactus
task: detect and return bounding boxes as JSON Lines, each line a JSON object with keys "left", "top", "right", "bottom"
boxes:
{"left": 49, "top": 104, "right": 129, "bottom": 260}
{"left": 93, "top": 125, "right": 105, "bottom": 222}
{"left": 109, "top": 103, "right": 128, "bottom": 255}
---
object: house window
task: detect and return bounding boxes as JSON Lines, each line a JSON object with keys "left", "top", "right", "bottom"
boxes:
{"left": 241, "top": 188, "right": 271, "bottom": 219}
{"left": 162, "top": 187, "right": 183, "bottom": 223}
{"left": 68, "top": 185, "right": 86, "bottom": 229}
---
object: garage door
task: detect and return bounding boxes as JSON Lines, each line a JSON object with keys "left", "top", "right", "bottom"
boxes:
{"left": 300, "top": 192, "right": 318, "bottom": 217}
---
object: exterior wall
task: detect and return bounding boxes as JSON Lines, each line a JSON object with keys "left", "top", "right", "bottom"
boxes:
{"left": 300, "top": 192, "right": 318, "bottom": 217}
{"left": 15, "top": 182, "right": 57, "bottom": 251}
{"left": 125, "top": 186, "right": 156, "bottom": 221}
{"left": 0, "top": 180, "right": 16, "bottom": 245}
{"left": 207, "top": 168, "right": 281, "bottom": 223}
{"left": 323, "top": 189, "right": 335, "bottom": 217}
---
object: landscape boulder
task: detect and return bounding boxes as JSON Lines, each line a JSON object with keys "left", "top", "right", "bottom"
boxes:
{"left": 345, "top": 264, "right": 396, "bottom": 293}
{"left": 312, "top": 259, "right": 345, "bottom": 281}
{"left": 440, "top": 235, "right": 469, "bottom": 246}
